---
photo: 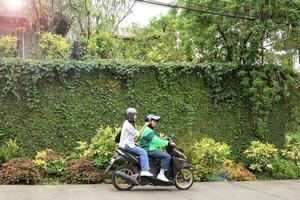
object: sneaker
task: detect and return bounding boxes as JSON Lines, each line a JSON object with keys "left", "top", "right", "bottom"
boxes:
{"left": 157, "top": 173, "right": 169, "bottom": 182}
{"left": 140, "top": 171, "right": 153, "bottom": 177}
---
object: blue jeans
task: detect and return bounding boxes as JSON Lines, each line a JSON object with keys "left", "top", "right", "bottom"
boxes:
{"left": 148, "top": 150, "right": 171, "bottom": 170}
{"left": 124, "top": 145, "right": 150, "bottom": 171}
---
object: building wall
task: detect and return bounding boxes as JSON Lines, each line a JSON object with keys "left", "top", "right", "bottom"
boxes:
{"left": 0, "top": 21, "right": 33, "bottom": 59}
{"left": 0, "top": 23, "right": 18, "bottom": 36}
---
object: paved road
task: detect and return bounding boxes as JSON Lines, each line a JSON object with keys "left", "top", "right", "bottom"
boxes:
{"left": 0, "top": 180, "right": 299, "bottom": 200}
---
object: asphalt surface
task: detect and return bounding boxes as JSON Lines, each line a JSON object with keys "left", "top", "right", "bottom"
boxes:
{"left": 0, "top": 180, "right": 299, "bottom": 200}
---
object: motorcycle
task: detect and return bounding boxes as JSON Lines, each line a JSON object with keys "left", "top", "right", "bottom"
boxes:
{"left": 105, "top": 141, "right": 194, "bottom": 191}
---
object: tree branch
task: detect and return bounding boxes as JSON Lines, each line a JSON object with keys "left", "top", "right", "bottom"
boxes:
{"left": 113, "top": 0, "right": 137, "bottom": 34}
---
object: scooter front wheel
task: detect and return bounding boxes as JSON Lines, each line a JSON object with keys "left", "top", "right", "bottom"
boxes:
{"left": 175, "top": 168, "right": 194, "bottom": 190}
{"left": 112, "top": 165, "right": 136, "bottom": 191}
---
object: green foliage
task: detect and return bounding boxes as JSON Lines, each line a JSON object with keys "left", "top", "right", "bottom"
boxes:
{"left": 281, "top": 141, "right": 300, "bottom": 163}
{"left": 0, "top": 139, "right": 24, "bottom": 166}
{"left": 177, "top": 0, "right": 300, "bottom": 63}
{"left": 237, "top": 64, "right": 297, "bottom": 137}
{"left": 69, "top": 141, "right": 93, "bottom": 159}
{"left": 138, "top": 0, "right": 300, "bottom": 137}
{"left": 87, "top": 32, "right": 117, "bottom": 59}
{"left": 244, "top": 141, "right": 278, "bottom": 172}
{"left": 267, "top": 158, "right": 300, "bottom": 180}
{"left": 67, "top": 127, "right": 119, "bottom": 168}
{"left": 55, "top": 0, "right": 132, "bottom": 37}
{"left": 0, "top": 59, "right": 287, "bottom": 159}
{"left": 286, "top": 132, "right": 300, "bottom": 145}
{"left": 39, "top": 32, "right": 71, "bottom": 59}
{"left": 134, "top": 4, "right": 299, "bottom": 136}
{"left": 68, "top": 127, "right": 120, "bottom": 168}
{"left": 90, "top": 127, "right": 119, "bottom": 167}
{"left": 146, "top": 43, "right": 170, "bottom": 62}
{"left": 34, "top": 149, "right": 67, "bottom": 177}
{"left": 0, "top": 157, "right": 40, "bottom": 184}
{"left": 200, "top": 62, "right": 238, "bottom": 102}
{"left": 0, "top": 36, "right": 17, "bottom": 58}
{"left": 190, "top": 138, "right": 231, "bottom": 181}
{"left": 73, "top": 37, "right": 90, "bottom": 59}
{"left": 286, "top": 84, "right": 300, "bottom": 145}
{"left": 64, "top": 157, "right": 107, "bottom": 184}
{"left": 125, "top": 13, "right": 188, "bottom": 62}
{"left": 201, "top": 62, "right": 297, "bottom": 138}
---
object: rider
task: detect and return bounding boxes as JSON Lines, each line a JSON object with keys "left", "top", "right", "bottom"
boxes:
{"left": 140, "top": 114, "right": 175, "bottom": 182}
{"left": 119, "top": 108, "right": 153, "bottom": 177}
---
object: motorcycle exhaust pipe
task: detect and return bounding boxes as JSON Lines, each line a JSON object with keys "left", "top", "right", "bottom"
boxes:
{"left": 115, "top": 171, "right": 139, "bottom": 185}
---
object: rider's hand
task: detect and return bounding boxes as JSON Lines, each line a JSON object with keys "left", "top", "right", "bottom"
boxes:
{"left": 170, "top": 142, "right": 176, "bottom": 147}
{"left": 144, "top": 122, "right": 150, "bottom": 127}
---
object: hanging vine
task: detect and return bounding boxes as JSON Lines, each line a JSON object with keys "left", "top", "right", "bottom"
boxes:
{"left": 0, "top": 58, "right": 298, "bottom": 136}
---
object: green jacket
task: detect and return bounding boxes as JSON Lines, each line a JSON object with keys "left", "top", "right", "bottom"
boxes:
{"left": 140, "top": 127, "right": 169, "bottom": 152}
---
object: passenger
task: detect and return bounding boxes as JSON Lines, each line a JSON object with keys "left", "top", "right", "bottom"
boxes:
{"left": 119, "top": 108, "right": 153, "bottom": 177}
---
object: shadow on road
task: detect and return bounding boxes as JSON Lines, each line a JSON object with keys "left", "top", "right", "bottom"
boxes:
{"left": 110, "top": 187, "right": 178, "bottom": 192}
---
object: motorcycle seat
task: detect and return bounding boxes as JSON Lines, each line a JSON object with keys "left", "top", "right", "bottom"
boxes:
{"left": 118, "top": 148, "right": 140, "bottom": 159}
{"left": 118, "top": 147, "right": 163, "bottom": 162}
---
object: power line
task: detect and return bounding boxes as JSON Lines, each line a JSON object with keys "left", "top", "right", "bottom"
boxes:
{"left": 136, "top": 0, "right": 256, "bottom": 21}
{"left": 176, "top": 0, "right": 248, "bottom": 17}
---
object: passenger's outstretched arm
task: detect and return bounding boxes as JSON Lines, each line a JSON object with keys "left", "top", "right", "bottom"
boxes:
{"left": 127, "top": 122, "right": 149, "bottom": 137}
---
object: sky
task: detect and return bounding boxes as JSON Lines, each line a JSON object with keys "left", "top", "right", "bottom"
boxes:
{"left": 120, "top": 0, "right": 171, "bottom": 28}
{"left": 1, "top": 0, "right": 171, "bottom": 28}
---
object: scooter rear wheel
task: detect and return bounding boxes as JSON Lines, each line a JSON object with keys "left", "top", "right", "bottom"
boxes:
{"left": 112, "top": 165, "right": 136, "bottom": 191}
{"left": 175, "top": 168, "right": 194, "bottom": 190}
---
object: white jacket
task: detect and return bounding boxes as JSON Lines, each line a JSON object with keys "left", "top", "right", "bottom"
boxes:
{"left": 119, "top": 120, "right": 139, "bottom": 148}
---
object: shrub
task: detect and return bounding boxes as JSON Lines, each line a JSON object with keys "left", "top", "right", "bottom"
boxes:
{"left": 267, "top": 158, "right": 299, "bottom": 179}
{"left": 90, "top": 127, "right": 119, "bottom": 168}
{"left": 0, "top": 157, "right": 40, "bottom": 184}
{"left": 147, "top": 43, "right": 171, "bottom": 62}
{"left": 297, "top": 162, "right": 300, "bottom": 177}
{"left": 222, "top": 162, "right": 256, "bottom": 181}
{"left": 64, "top": 157, "right": 107, "bottom": 184}
{"left": 67, "top": 127, "right": 118, "bottom": 168}
{"left": 34, "top": 149, "right": 67, "bottom": 177}
{"left": 286, "top": 132, "right": 300, "bottom": 145}
{"left": 244, "top": 141, "right": 278, "bottom": 172}
{"left": 68, "top": 141, "right": 93, "bottom": 160}
{"left": 0, "top": 139, "right": 24, "bottom": 166}
{"left": 190, "top": 138, "right": 231, "bottom": 181}
{"left": 70, "top": 37, "right": 89, "bottom": 60}
{"left": 39, "top": 32, "right": 70, "bottom": 59}
{"left": 0, "top": 36, "right": 17, "bottom": 58}
{"left": 281, "top": 141, "right": 300, "bottom": 163}
{"left": 87, "top": 32, "right": 117, "bottom": 59}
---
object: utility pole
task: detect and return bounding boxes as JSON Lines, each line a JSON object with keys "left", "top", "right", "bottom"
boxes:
{"left": 22, "top": 31, "right": 25, "bottom": 59}
{"left": 52, "top": 0, "right": 54, "bottom": 17}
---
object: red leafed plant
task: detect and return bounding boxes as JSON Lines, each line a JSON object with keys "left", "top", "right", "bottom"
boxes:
{"left": 64, "top": 157, "right": 107, "bottom": 184}
{"left": 222, "top": 163, "right": 256, "bottom": 181}
{"left": 0, "top": 157, "right": 40, "bottom": 184}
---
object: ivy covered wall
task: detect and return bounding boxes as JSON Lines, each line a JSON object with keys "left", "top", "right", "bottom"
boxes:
{"left": 0, "top": 59, "right": 291, "bottom": 160}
